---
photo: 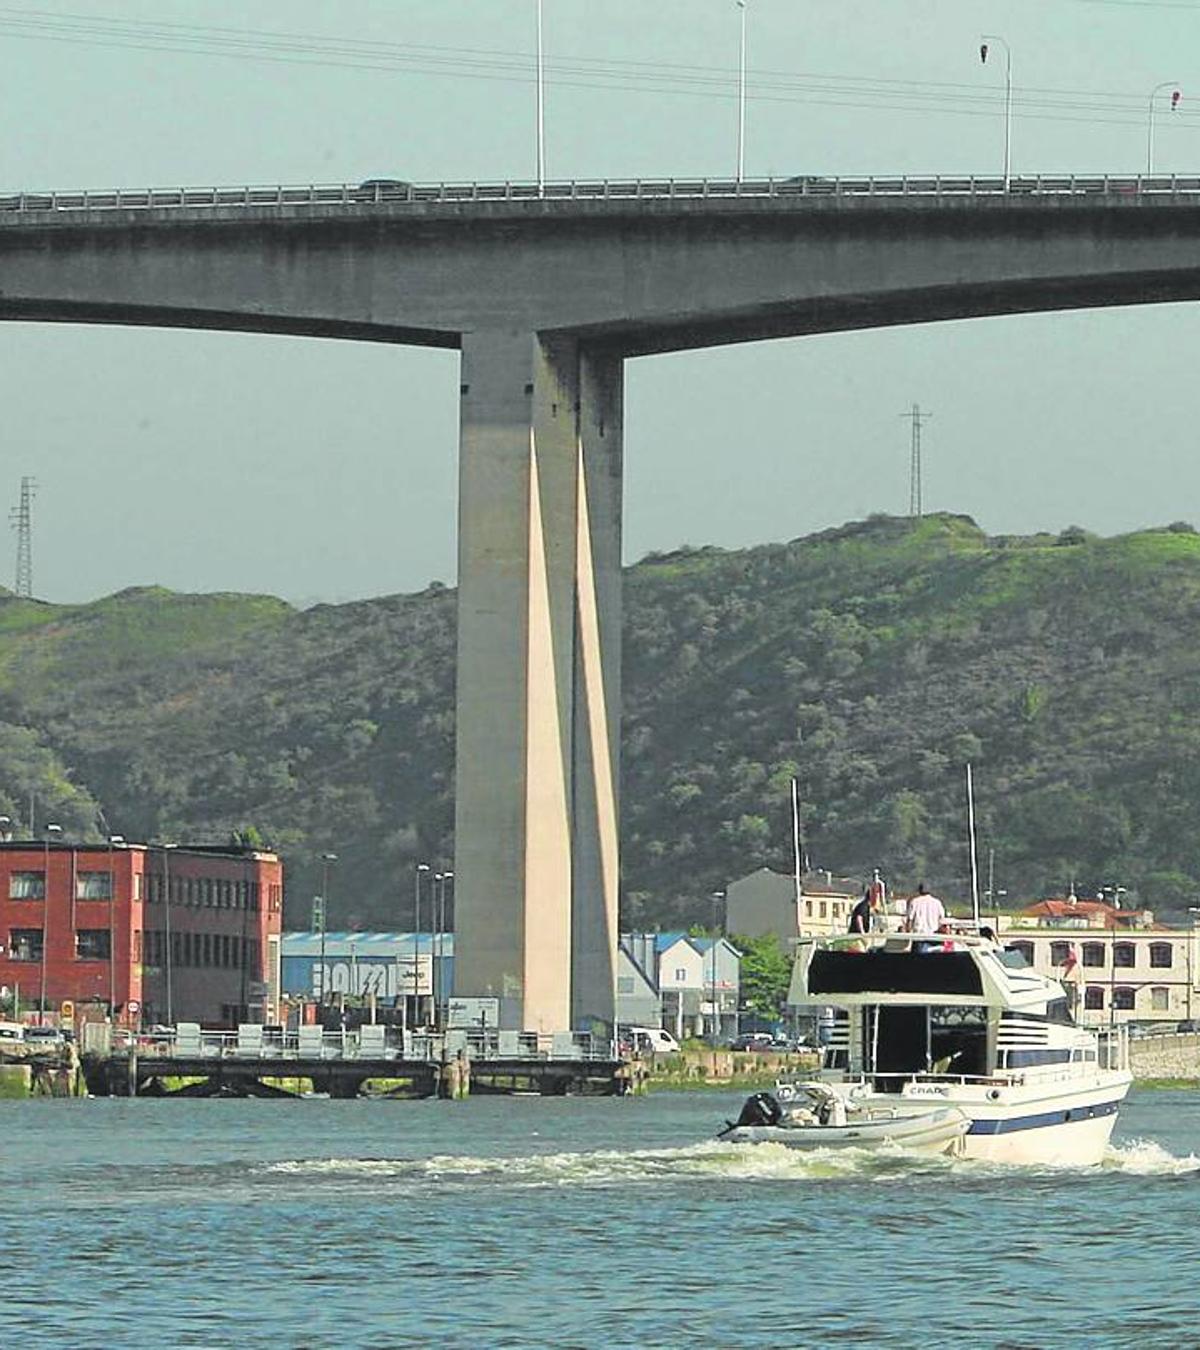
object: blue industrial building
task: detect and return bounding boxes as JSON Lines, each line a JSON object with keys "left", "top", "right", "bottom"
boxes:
{"left": 281, "top": 932, "right": 454, "bottom": 1009}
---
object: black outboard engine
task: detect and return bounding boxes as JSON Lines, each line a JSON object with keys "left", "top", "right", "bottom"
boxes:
{"left": 733, "top": 1091, "right": 782, "bottom": 1128}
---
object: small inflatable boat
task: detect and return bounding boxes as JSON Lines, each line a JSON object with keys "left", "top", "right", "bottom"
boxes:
{"left": 718, "top": 1083, "right": 968, "bottom": 1154}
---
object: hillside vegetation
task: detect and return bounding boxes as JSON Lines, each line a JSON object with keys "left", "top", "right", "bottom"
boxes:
{"left": 3, "top": 514, "right": 1200, "bottom": 928}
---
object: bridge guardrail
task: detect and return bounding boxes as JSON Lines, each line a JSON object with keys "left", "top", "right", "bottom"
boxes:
{"left": 3, "top": 174, "right": 1200, "bottom": 215}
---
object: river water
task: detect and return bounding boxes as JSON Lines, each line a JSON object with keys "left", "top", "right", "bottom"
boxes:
{"left": 3, "top": 1087, "right": 1199, "bottom": 1349}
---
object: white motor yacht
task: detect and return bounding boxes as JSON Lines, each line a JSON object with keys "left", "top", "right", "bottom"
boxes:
{"left": 725, "top": 928, "right": 1131, "bottom": 1165}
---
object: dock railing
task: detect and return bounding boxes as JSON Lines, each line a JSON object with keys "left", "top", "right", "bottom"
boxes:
{"left": 82, "top": 1021, "right": 613, "bottom": 1062}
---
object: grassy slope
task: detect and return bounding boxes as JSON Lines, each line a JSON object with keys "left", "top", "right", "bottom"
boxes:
{"left": 2, "top": 516, "right": 1200, "bottom": 927}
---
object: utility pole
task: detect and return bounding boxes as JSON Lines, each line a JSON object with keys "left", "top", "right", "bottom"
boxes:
{"left": 10, "top": 476, "right": 35, "bottom": 598}
{"left": 901, "top": 404, "right": 932, "bottom": 518}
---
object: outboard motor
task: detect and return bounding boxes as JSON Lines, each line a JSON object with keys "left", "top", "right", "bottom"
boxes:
{"left": 733, "top": 1091, "right": 782, "bottom": 1128}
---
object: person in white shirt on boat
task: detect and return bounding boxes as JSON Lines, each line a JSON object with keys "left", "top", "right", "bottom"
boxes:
{"left": 903, "top": 882, "right": 947, "bottom": 943}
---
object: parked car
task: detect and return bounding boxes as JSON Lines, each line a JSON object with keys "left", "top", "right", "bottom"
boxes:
{"left": 1177, "top": 1020, "right": 1200, "bottom": 1033}
{"left": 731, "top": 1032, "right": 776, "bottom": 1052}
{"left": 621, "top": 1026, "right": 680, "bottom": 1055}
{"left": 0, "top": 1020, "right": 23, "bottom": 1043}
{"left": 23, "top": 1025, "right": 65, "bottom": 1047}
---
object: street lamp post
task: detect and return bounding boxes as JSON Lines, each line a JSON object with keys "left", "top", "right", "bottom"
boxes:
{"left": 107, "top": 835, "right": 124, "bottom": 1020}
{"left": 413, "top": 863, "right": 429, "bottom": 1025}
{"left": 435, "top": 871, "right": 453, "bottom": 1030}
{"left": 40, "top": 823, "right": 62, "bottom": 1025}
{"left": 980, "top": 35, "right": 1013, "bottom": 191}
{"left": 1187, "top": 909, "right": 1200, "bottom": 1024}
{"left": 710, "top": 890, "right": 726, "bottom": 1046}
{"left": 319, "top": 853, "right": 337, "bottom": 1006}
{"left": 1146, "top": 82, "right": 1181, "bottom": 176}
{"left": 736, "top": 1, "right": 747, "bottom": 181}
{"left": 535, "top": 0, "right": 545, "bottom": 194}
{"left": 161, "top": 843, "right": 176, "bottom": 1026}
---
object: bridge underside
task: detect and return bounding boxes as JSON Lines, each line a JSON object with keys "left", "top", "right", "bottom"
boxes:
{"left": 4, "top": 193, "right": 1200, "bottom": 1030}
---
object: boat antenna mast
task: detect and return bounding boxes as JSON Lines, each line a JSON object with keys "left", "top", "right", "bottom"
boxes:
{"left": 966, "top": 763, "right": 981, "bottom": 926}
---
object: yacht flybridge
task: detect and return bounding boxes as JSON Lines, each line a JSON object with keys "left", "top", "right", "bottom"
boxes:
{"left": 723, "top": 929, "right": 1131, "bottom": 1164}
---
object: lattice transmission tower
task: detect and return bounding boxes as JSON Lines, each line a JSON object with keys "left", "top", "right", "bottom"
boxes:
{"left": 10, "top": 476, "right": 35, "bottom": 598}
{"left": 901, "top": 404, "right": 932, "bottom": 518}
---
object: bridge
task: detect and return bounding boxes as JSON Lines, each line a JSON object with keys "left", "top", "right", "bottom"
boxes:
{"left": 4, "top": 173, "right": 1198, "bottom": 1035}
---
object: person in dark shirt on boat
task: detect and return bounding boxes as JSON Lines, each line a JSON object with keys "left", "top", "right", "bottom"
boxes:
{"left": 848, "top": 886, "right": 880, "bottom": 935}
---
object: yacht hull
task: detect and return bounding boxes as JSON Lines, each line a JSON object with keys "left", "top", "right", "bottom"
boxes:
{"left": 894, "top": 1070, "right": 1133, "bottom": 1166}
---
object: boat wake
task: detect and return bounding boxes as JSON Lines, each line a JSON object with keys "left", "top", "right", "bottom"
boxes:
{"left": 1101, "top": 1136, "right": 1200, "bottom": 1175}
{"left": 262, "top": 1134, "right": 1200, "bottom": 1188}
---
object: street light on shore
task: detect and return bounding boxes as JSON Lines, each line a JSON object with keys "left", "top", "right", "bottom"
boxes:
{"left": 435, "top": 871, "right": 453, "bottom": 1030}
{"left": 160, "top": 843, "right": 176, "bottom": 1025}
{"left": 980, "top": 35, "right": 1013, "bottom": 191}
{"left": 319, "top": 853, "right": 337, "bottom": 1006}
{"left": 107, "top": 835, "right": 124, "bottom": 1020}
{"left": 40, "top": 823, "right": 62, "bottom": 1025}
{"left": 414, "top": 863, "right": 430, "bottom": 1024}
{"left": 710, "top": 890, "right": 726, "bottom": 1046}
{"left": 1146, "top": 82, "right": 1181, "bottom": 176}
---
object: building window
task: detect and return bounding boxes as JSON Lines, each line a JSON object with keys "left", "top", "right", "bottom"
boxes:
{"left": 1010, "top": 941, "right": 1034, "bottom": 964}
{"left": 819, "top": 902, "right": 827, "bottom": 918}
{"left": 805, "top": 901, "right": 813, "bottom": 917}
{"left": 9, "top": 871, "right": 45, "bottom": 899}
{"left": 1050, "top": 941, "right": 1071, "bottom": 965}
{"left": 1150, "top": 943, "right": 1173, "bottom": 969}
{"left": 1151, "top": 986, "right": 1170, "bottom": 1012}
{"left": 76, "top": 872, "right": 113, "bottom": 900}
{"left": 1084, "top": 986, "right": 1104, "bottom": 1010}
{"left": 76, "top": 930, "right": 111, "bottom": 960}
{"left": 1082, "top": 943, "right": 1105, "bottom": 968}
{"left": 617, "top": 976, "right": 634, "bottom": 994}
{"left": 9, "top": 928, "right": 43, "bottom": 961}
{"left": 134, "top": 874, "right": 143, "bottom": 901}
{"left": 1113, "top": 942, "right": 1135, "bottom": 968}
{"left": 202, "top": 933, "right": 212, "bottom": 966}
{"left": 1113, "top": 986, "right": 1136, "bottom": 1011}
{"left": 674, "top": 967, "right": 687, "bottom": 982}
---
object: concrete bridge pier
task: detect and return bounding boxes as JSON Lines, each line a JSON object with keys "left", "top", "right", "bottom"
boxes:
{"left": 453, "top": 329, "right": 622, "bottom": 1034}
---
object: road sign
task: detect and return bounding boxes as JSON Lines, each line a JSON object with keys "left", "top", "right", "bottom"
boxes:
{"left": 60, "top": 999, "right": 75, "bottom": 1027}
{"left": 127, "top": 999, "right": 140, "bottom": 1013}
{"left": 311, "top": 896, "right": 325, "bottom": 932}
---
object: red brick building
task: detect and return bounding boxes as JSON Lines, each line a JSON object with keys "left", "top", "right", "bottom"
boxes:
{"left": 0, "top": 839, "right": 283, "bottom": 1027}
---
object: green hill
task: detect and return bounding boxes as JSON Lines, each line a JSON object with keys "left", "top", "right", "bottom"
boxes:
{"left": 3, "top": 513, "right": 1200, "bottom": 928}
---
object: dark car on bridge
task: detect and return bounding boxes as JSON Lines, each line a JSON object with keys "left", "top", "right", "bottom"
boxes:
{"left": 354, "top": 179, "right": 413, "bottom": 203}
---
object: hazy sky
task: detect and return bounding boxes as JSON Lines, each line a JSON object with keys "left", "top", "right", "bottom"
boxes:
{"left": 5, "top": 0, "right": 1200, "bottom": 605}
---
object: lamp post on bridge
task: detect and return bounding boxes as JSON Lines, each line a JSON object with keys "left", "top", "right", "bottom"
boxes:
{"left": 535, "top": 0, "right": 545, "bottom": 195}
{"left": 1146, "top": 82, "right": 1181, "bottom": 177}
{"left": 735, "top": 1, "right": 748, "bottom": 182}
{"left": 980, "top": 35, "right": 1013, "bottom": 192}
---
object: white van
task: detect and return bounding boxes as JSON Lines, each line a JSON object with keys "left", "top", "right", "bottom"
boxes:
{"left": 625, "top": 1026, "right": 680, "bottom": 1055}
{"left": 0, "top": 1021, "right": 25, "bottom": 1043}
